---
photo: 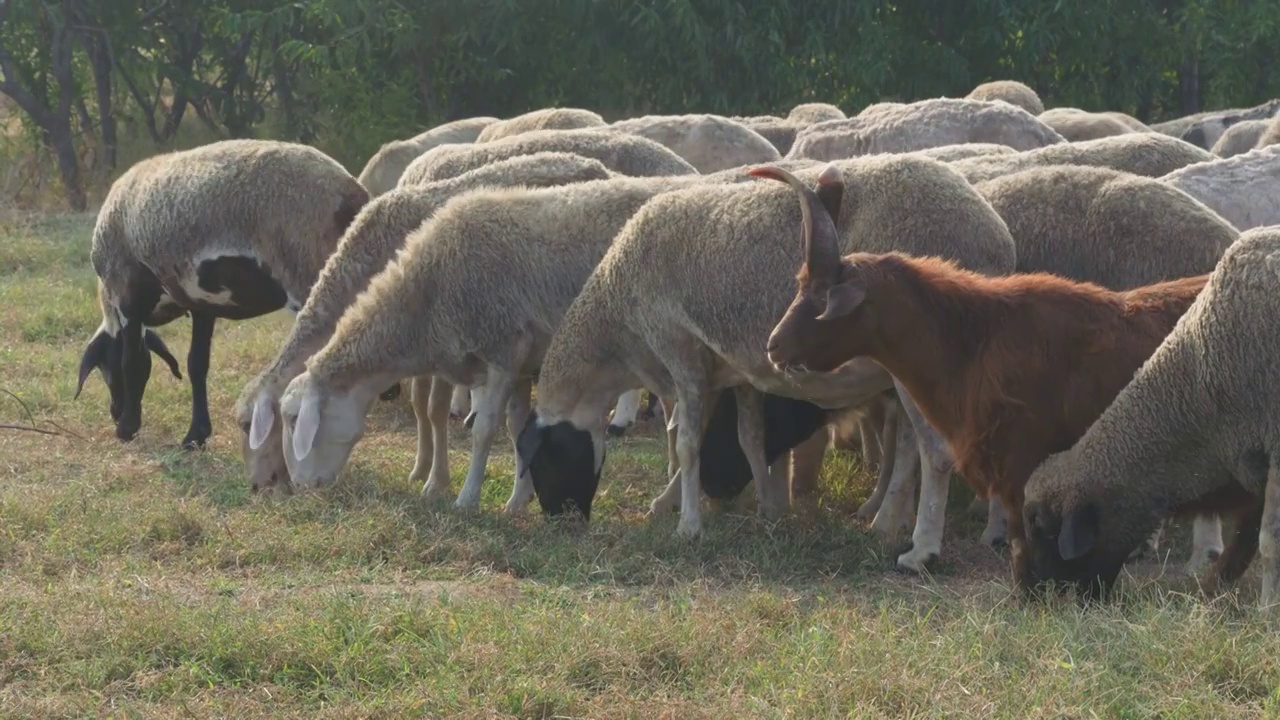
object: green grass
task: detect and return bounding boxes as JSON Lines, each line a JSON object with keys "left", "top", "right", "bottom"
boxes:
{"left": 1, "top": 212, "right": 1278, "bottom": 718}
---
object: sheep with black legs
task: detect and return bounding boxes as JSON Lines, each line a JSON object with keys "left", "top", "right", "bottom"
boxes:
{"left": 76, "top": 139, "right": 369, "bottom": 449}
{"left": 517, "top": 154, "right": 1015, "bottom": 541}
{"left": 475, "top": 108, "right": 606, "bottom": 143}
{"left": 401, "top": 128, "right": 696, "bottom": 185}
{"left": 236, "top": 152, "right": 613, "bottom": 493}
{"left": 1161, "top": 144, "right": 1280, "bottom": 231}
{"left": 356, "top": 117, "right": 499, "bottom": 197}
{"left": 276, "top": 174, "right": 711, "bottom": 512}
{"left": 1022, "top": 224, "right": 1280, "bottom": 611}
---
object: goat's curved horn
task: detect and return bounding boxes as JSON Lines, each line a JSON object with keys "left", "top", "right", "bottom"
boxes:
{"left": 747, "top": 164, "right": 843, "bottom": 279}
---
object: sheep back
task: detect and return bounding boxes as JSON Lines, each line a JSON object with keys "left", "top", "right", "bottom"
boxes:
{"left": 609, "top": 114, "right": 781, "bottom": 172}
{"left": 733, "top": 116, "right": 800, "bottom": 155}
{"left": 356, "top": 116, "right": 499, "bottom": 196}
{"left": 1038, "top": 108, "right": 1137, "bottom": 142}
{"left": 965, "top": 80, "right": 1045, "bottom": 115}
{"left": 475, "top": 108, "right": 606, "bottom": 143}
{"left": 1209, "top": 119, "right": 1270, "bottom": 158}
{"left": 975, "top": 164, "right": 1238, "bottom": 288}
{"left": 401, "top": 129, "right": 696, "bottom": 185}
{"left": 1161, "top": 144, "right": 1280, "bottom": 231}
{"left": 787, "top": 102, "right": 846, "bottom": 124}
{"left": 786, "top": 98, "right": 1064, "bottom": 161}
{"left": 952, "top": 132, "right": 1213, "bottom": 183}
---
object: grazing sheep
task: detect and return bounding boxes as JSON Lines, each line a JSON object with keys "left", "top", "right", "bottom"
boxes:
{"left": 356, "top": 117, "right": 498, "bottom": 196}
{"left": 609, "top": 114, "right": 781, "bottom": 172}
{"left": 965, "top": 80, "right": 1045, "bottom": 115}
{"left": 1038, "top": 108, "right": 1137, "bottom": 142}
{"left": 237, "top": 152, "right": 613, "bottom": 493}
{"left": 1180, "top": 100, "right": 1280, "bottom": 150}
{"left": 277, "top": 174, "right": 709, "bottom": 512}
{"left": 951, "top": 132, "right": 1214, "bottom": 184}
{"left": 976, "top": 165, "right": 1239, "bottom": 291}
{"left": 760, "top": 164, "right": 1215, "bottom": 589}
{"left": 401, "top": 128, "right": 697, "bottom": 185}
{"left": 1209, "top": 119, "right": 1270, "bottom": 158}
{"left": 475, "top": 108, "right": 606, "bottom": 143}
{"left": 75, "top": 139, "right": 369, "bottom": 449}
{"left": 786, "top": 98, "right": 1064, "bottom": 161}
{"left": 1161, "top": 144, "right": 1280, "bottom": 231}
{"left": 517, "top": 154, "right": 1016, "bottom": 540}
{"left": 1021, "top": 225, "right": 1280, "bottom": 609}
{"left": 788, "top": 103, "right": 846, "bottom": 124}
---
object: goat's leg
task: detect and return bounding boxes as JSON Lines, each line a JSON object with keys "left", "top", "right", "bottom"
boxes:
{"left": 502, "top": 378, "right": 536, "bottom": 514}
{"left": 407, "top": 375, "right": 435, "bottom": 489}
{"left": 449, "top": 384, "right": 470, "bottom": 419}
{"left": 607, "top": 389, "right": 643, "bottom": 437}
{"left": 857, "top": 398, "right": 900, "bottom": 521}
{"left": 980, "top": 497, "right": 1009, "bottom": 549}
{"left": 1259, "top": 466, "right": 1280, "bottom": 610}
{"left": 419, "top": 376, "right": 454, "bottom": 498}
{"left": 895, "top": 403, "right": 953, "bottom": 572}
{"left": 733, "top": 385, "right": 785, "bottom": 520}
{"left": 455, "top": 371, "right": 515, "bottom": 510}
{"left": 181, "top": 311, "right": 215, "bottom": 449}
{"left": 1185, "top": 514, "right": 1225, "bottom": 576}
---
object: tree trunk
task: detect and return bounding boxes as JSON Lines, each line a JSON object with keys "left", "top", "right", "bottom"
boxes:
{"left": 49, "top": 111, "right": 86, "bottom": 210}
{"left": 85, "top": 34, "right": 118, "bottom": 170}
{"left": 1178, "top": 58, "right": 1201, "bottom": 116}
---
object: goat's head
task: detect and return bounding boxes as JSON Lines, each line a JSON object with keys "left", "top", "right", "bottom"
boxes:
{"left": 518, "top": 409, "right": 604, "bottom": 521}
{"left": 1020, "top": 451, "right": 1146, "bottom": 603}
{"left": 237, "top": 377, "right": 292, "bottom": 494}
{"left": 749, "top": 164, "right": 874, "bottom": 375}
{"left": 75, "top": 319, "right": 181, "bottom": 441}
{"left": 280, "top": 370, "right": 378, "bottom": 490}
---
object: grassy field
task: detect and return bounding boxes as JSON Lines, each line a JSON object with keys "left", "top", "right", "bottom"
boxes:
{"left": 1, "top": 211, "right": 1278, "bottom": 719}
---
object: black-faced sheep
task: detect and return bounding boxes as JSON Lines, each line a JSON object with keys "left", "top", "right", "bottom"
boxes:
{"left": 76, "top": 139, "right": 369, "bottom": 449}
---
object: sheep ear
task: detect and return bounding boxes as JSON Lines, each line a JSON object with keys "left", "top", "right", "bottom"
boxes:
{"left": 248, "top": 393, "right": 275, "bottom": 450}
{"left": 292, "top": 388, "right": 322, "bottom": 461}
{"left": 1057, "top": 503, "right": 1101, "bottom": 561}
{"left": 816, "top": 279, "right": 865, "bottom": 321}
{"left": 75, "top": 330, "right": 112, "bottom": 400}
{"left": 144, "top": 329, "right": 183, "bottom": 380}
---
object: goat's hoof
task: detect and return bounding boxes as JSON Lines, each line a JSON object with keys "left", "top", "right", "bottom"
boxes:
{"left": 895, "top": 547, "right": 939, "bottom": 574}
{"left": 605, "top": 424, "right": 628, "bottom": 438}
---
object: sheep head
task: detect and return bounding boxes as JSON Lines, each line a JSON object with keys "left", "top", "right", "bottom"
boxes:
{"left": 279, "top": 371, "right": 379, "bottom": 490}
{"left": 749, "top": 163, "right": 874, "bottom": 374}
{"left": 1020, "top": 451, "right": 1141, "bottom": 602}
{"left": 517, "top": 409, "right": 604, "bottom": 521}
{"left": 236, "top": 377, "right": 292, "bottom": 494}
{"left": 75, "top": 319, "right": 182, "bottom": 441}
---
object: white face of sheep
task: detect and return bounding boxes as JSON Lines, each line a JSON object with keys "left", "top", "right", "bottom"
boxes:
{"left": 279, "top": 371, "right": 373, "bottom": 489}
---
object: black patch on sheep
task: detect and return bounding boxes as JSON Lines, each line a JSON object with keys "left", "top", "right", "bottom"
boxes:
{"left": 518, "top": 411, "right": 602, "bottom": 520}
{"left": 698, "top": 390, "right": 830, "bottom": 500}
{"left": 191, "top": 256, "right": 289, "bottom": 319}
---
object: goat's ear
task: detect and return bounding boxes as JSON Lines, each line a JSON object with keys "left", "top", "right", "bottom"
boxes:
{"left": 291, "top": 387, "right": 322, "bottom": 461}
{"left": 75, "top": 330, "right": 112, "bottom": 399}
{"left": 816, "top": 278, "right": 865, "bottom": 321}
{"left": 248, "top": 393, "right": 275, "bottom": 450}
{"left": 1057, "top": 502, "right": 1101, "bottom": 561}
{"left": 144, "top": 329, "right": 183, "bottom": 380}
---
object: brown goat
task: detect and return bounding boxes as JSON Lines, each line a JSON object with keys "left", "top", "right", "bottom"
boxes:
{"left": 752, "top": 164, "right": 1210, "bottom": 587}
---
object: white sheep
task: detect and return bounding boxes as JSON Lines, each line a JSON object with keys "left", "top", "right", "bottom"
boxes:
{"left": 76, "top": 139, "right": 369, "bottom": 449}
{"left": 1208, "top": 119, "right": 1270, "bottom": 158}
{"left": 609, "top": 114, "right": 781, "bottom": 172}
{"left": 1161, "top": 144, "right": 1280, "bottom": 231}
{"left": 475, "top": 108, "right": 606, "bottom": 143}
{"left": 787, "top": 103, "right": 846, "bottom": 124}
{"left": 965, "top": 80, "right": 1045, "bottom": 115}
{"left": 1022, "top": 224, "right": 1280, "bottom": 611}
{"left": 1037, "top": 108, "right": 1139, "bottom": 142}
{"left": 236, "top": 152, "right": 613, "bottom": 493}
{"left": 786, "top": 98, "right": 1065, "bottom": 161}
{"left": 951, "top": 132, "right": 1213, "bottom": 183}
{"left": 356, "top": 117, "right": 498, "bottom": 196}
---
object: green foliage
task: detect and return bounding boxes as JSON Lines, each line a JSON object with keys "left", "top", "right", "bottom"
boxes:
{"left": 2, "top": 0, "right": 1280, "bottom": 192}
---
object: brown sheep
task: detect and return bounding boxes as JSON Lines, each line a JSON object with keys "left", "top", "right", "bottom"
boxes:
{"left": 757, "top": 163, "right": 1210, "bottom": 588}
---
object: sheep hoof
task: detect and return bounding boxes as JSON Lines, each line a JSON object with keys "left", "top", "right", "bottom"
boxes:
{"left": 503, "top": 497, "right": 532, "bottom": 515}
{"left": 647, "top": 497, "right": 679, "bottom": 517}
{"left": 981, "top": 529, "right": 1009, "bottom": 550}
{"left": 895, "top": 546, "right": 939, "bottom": 574}
{"left": 419, "top": 479, "right": 454, "bottom": 502}
{"left": 605, "top": 423, "right": 628, "bottom": 438}
{"left": 180, "top": 428, "right": 210, "bottom": 451}
{"left": 1185, "top": 548, "right": 1224, "bottom": 577}
{"left": 675, "top": 519, "right": 702, "bottom": 539}
{"left": 854, "top": 501, "right": 881, "bottom": 522}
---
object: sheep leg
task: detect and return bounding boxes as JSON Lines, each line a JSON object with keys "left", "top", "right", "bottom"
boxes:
{"left": 857, "top": 409, "right": 883, "bottom": 469}
{"left": 407, "top": 375, "right": 434, "bottom": 487}
{"left": 606, "top": 389, "right": 643, "bottom": 437}
{"left": 789, "top": 426, "right": 828, "bottom": 504}
{"left": 463, "top": 388, "right": 483, "bottom": 429}
{"left": 648, "top": 395, "right": 683, "bottom": 516}
{"left": 502, "top": 378, "right": 536, "bottom": 514}
{"left": 672, "top": 386, "right": 709, "bottom": 539}
{"left": 1210, "top": 501, "right": 1263, "bottom": 590}
{"left": 181, "top": 310, "right": 215, "bottom": 450}
{"left": 857, "top": 398, "right": 900, "bottom": 521}
{"left": 733, "top": 385, "right": 785, "bottom": 520}
{"left": 1259, "top": 466, "right": 1280, "bottom": 610}
{"left": 870, "top": 405, "right": 917, "bottom": 537}
{"left": 449, "top": 384, "right": 470, "bottom": 419}
{"left": 455, "top": 372, "right": 515, "bottom": 510}
{"left": 1185, "top": 513, "right": 1225, "bottom": 576}
{"left": 418, "top": 376, "right": 455, "bottom": 498}
{"left": 980, "top": 497, "right": 1009, "bottom": 549}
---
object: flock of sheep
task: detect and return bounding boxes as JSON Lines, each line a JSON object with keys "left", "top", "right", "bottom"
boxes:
{"left": 71, "top": 79, "right": 1280, "bottom": 611}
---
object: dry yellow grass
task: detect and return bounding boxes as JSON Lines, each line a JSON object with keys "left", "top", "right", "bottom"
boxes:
{"left": 0, "top": 211, "right": 1277, "bottom": 718}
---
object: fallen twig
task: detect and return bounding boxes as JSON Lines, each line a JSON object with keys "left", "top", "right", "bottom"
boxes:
{"left": 0, "top": 422, "right": 62, "bottom": 436}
